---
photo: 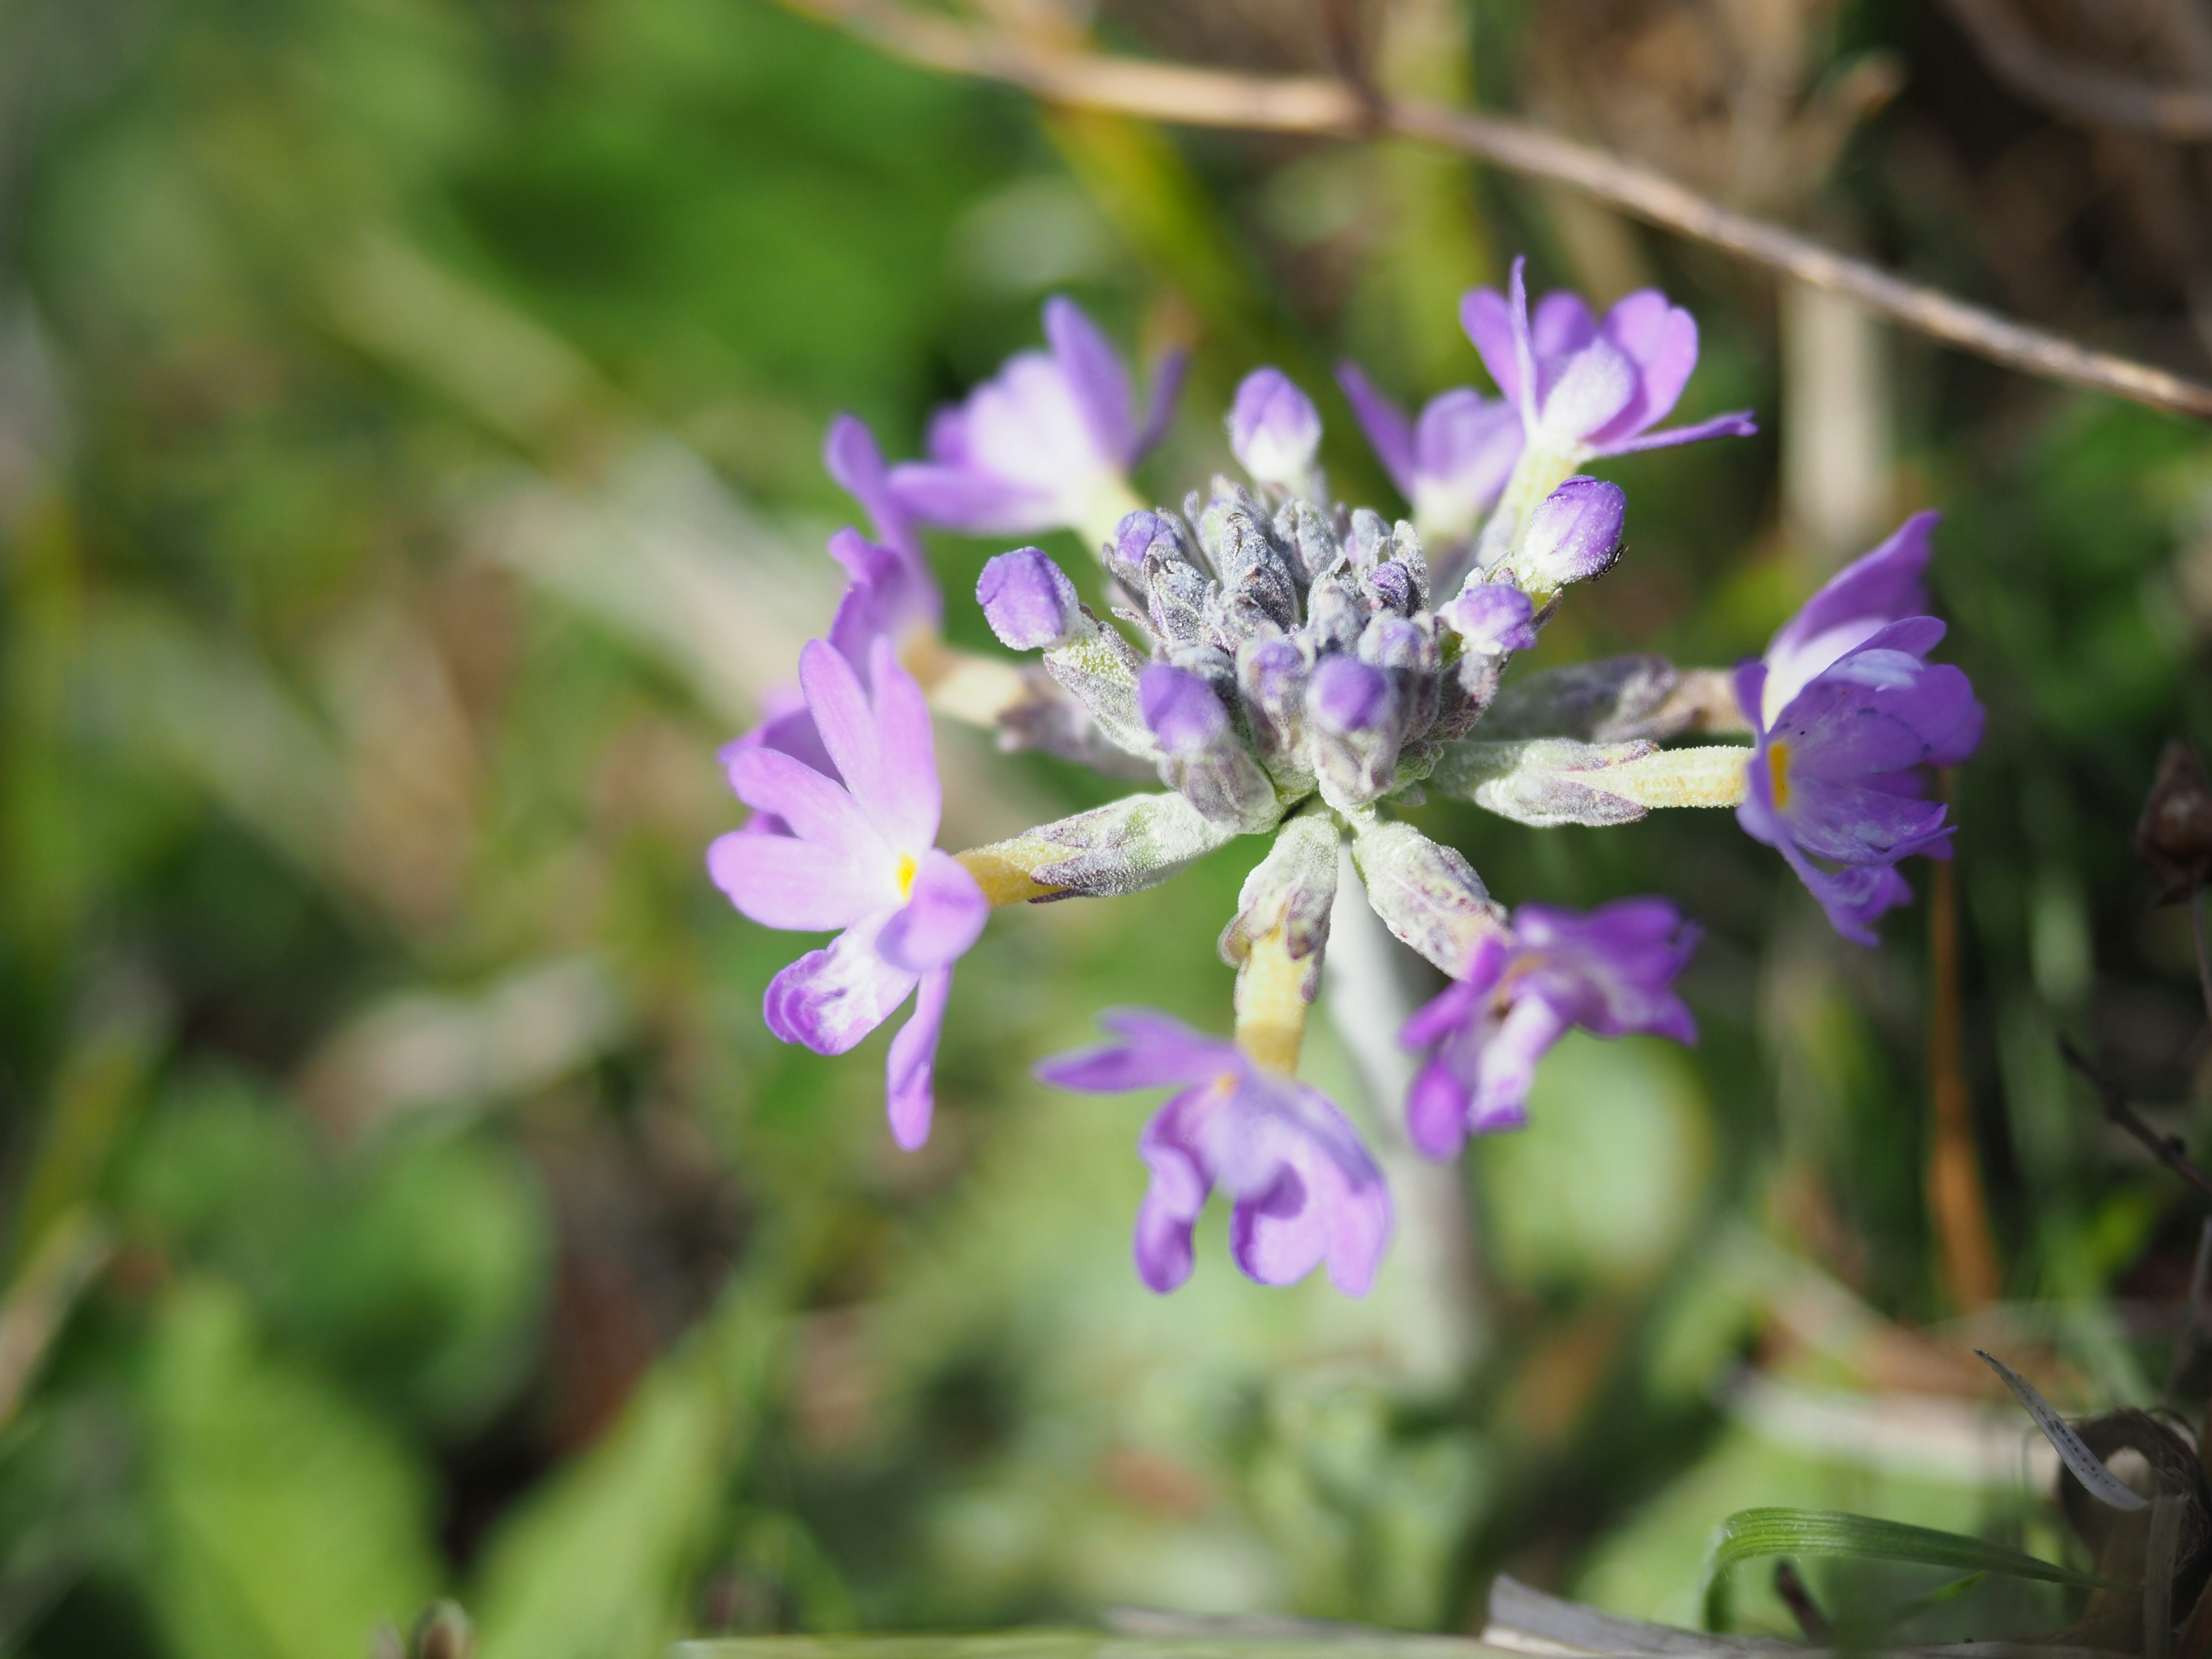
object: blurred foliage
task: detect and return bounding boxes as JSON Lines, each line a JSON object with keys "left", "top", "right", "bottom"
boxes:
{"left": 5, "top": 0, "right": 2212, "bottom": 1656}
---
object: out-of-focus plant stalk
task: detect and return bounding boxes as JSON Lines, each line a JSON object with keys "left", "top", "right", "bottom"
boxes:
{"left": 1927, "top": 798, "right": 2002, "bottom": 1311}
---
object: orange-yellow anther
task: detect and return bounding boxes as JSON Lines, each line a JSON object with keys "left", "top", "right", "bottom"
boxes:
{"left": 1767, "top": 740, "right": 1793, "bottom": 812}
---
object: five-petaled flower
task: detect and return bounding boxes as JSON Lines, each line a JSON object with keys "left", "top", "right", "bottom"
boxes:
{"left": 888, "top": 296, "right": 1185, "bottom": 546}
{"left": 709, "top": 637, "right": 988, "bottom": 1149}
{"left": 1461, "top": 257, "right": 1756, "bottom": 464}
{"left": 1037, "top": 1011, "right": 1393, "bottom": 1296}
{"left": 1400, "top": 899, "right": 1700, "bottom": 1159}
{"left": 1734, "top": 512, "right": 1985, "bottom": 945}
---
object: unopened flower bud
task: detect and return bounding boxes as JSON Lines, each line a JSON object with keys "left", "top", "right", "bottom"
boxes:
{"left": 1347, "top": 508, "right": 1392, "bottom": 570}
{"left": 1229, "top": 369, "right": 1323, "bottom": 490}
{"left": 1139, "top": 663, "right": 1230, "bottom": 755}
{"left": 978, "top": 548, "right": 1082, "bottom": 650}
{"left": 1363, "top": 560, "right": 1414, "bottom": 615}
{"left": 1110, "top": 509, "right": 1187, "bottom": 590}
{"left": 2137, "top": 739, "right": 2212, "bottom": 899}
{"left": 1514, "top": 476, "right": 1624, "bottom": 593}
{"left": 1310, "top": 656, "right": 1394, "bottom": 736}
{"left": 1438, "top": 582, "right": 1537, "bottom": 657}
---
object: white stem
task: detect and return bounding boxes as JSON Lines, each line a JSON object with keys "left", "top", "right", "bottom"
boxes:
{"left": 1324, "top": 846, "right": 1484, "bottom": 1381}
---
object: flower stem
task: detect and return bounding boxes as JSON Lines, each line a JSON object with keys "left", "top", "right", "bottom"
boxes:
{"left": 1927, "top": 843, "right": 2002, "bottom": 1310}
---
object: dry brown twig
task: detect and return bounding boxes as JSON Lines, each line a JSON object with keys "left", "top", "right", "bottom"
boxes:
{"left": 2060, "top": 1034, "right": 2212, "bottom": 1203}
{"left": 773, "top": 0, "right": 2212, "bottom": 423}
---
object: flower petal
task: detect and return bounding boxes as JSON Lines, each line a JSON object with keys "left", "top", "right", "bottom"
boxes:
{"left": 1594, "top": 410, "right": 1758, "bottom": 457}
{"left": 877, "top": 849, "right": 987, "bottom": 972}
{"left": 1336, "top": 361, "right": 1418, "bottom": 499}
{"left": 823, "top": 413, "right": 916, "bottom": 554}
{"left": 885, "top": 964, "right": 952, "bottom": 1149}
{"left": 1536, "top": 337, "right": 1637, "bottom": 446}
{"left": 1133, "top": 1089, "right": 1210, "bottom": 1293}
{"left": 1135, "top": 345, "right": 1190, "bottom": 459}
{"left": 1405, "top": 1054, "right": 1473, "bottom": 1160}
{"left": 1469, "top": 995, "right": 1566, "bottom": 1132}
{"left": 762, "top": 916, "right": 918, "bottom": 1054}
{"left": 884, "top": 461, "right": 1054, "bottom": 536}
{"left": 1460, "top": 283, "right": 1522, "bottom": 407}
{"left": 725, "top": 747, "right": 884, "bottom": 864}
{"left": 862, "top": 637, "right": 942, "bottom": 851}
{"left": 1045, "top": 295, "right": 1136, "bottom": 466}
{"left": 709, "top": 830, "right": 889, "bottom": 932}
{"left": 1763, "top": 512, "right": 1937, "bottom": 706}
{"left": 1036, "top": 1009, "right": 1242, "bottom": 1093}
{"left": 1590, "top": 291, "right": 1698, "bottom": 442}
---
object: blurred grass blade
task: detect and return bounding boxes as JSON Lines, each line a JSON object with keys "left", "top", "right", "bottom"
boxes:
{"left": 1702, "top": 1507, "right": 2124, "bottom": 1631}
{"left": 1975, "top": 1348, "right": 2149, "bottom": 1511}
{"left": 677, "top": 1637, "right": 1492, "bottom": 1658}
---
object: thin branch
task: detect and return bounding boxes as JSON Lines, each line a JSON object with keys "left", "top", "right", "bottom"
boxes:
{"left": 1944, "top": 0, "right": 2212, "bottom": 141}
{"left": 775, "top": 0, "right": 2212, "bottom": 424}
{"left": 2061, "top": 1033, "right": 2212, "bottom": 1202}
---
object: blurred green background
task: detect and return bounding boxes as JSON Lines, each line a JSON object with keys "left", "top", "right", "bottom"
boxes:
{"left": 6, "top": 1, "right": 2212, "bottom": 1655}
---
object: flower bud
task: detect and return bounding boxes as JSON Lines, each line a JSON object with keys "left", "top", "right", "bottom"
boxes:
{"left": 978, "top": 547, "right": 1083, "bottom": 650}
{"left": 1139, "top": 662, "right": 1230, "bottom": 756}
{"left": 1272, "top": 498, "right": 1341, "bottom": 586}
{"left": 1110, "top": 509, "right": 1188, "bottom": 590}
{"left": 1513, "top": 476, "right": 1624, "bottom": 593}
{"left": 1309, "top": 656, "right": 1393, "bottom": 736}
{"left": 1362, "top": 560, "right": 1415, "bottom": 615}
{"left": 1229, "top": 369, "right": 1323, "bottom": 490}
{"left": 1438, "top": 582, "right": 1537, "bottom": 657}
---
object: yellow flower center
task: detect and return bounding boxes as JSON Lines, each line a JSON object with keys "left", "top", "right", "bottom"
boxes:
{"left": 1767, "top": 740, "right": 1793, "bottom": 811}
{"left": 896, "top": 852, "right": 918, "bottom": 899}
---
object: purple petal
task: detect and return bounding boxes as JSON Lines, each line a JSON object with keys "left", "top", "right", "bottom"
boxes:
{"left": 1412, "top": 390, "right": 1521, "bottom": 512}
{"left": 861, "top": 637, "right": 942, "bottom": 852}
{"left": 976, "top": 547, "right": 1082, "bottom": 650}
{"left": 1782, "top": 776, "right": 1952, "bottom": 865}
{"left": 1228, "top": 1091, "right": 1391, "bottom": 1296}
{"left": 725, "top": 747, "right": 884, "bottom": 866}
{"left": 1537, "top": 337, "right": 1637, "bottom": 444}
{"left": 1761, "top": 513, "right": 1938, "bottom": 717}
{"left": 823, "top": 414, "right": 918, "bottom": 555}
{"left": 798, "top": 638, "right": 889, "bottom": 830}
{"left": 1132, "top": 1090, "right": 1210, "bottom": 1293}
{"left": 1460, "top": 284, "right": 1522, "bottom": 408}
{"left": 708, "top": 830, "right": 891, "bottom": 932}
{"left": 1336, "top": 362, "right": 1418, "bottom": 499}
{"left": 1135, "top": 345, "right": 1190, "bottom": 459}
{"left": 1469, "top": 995, "right": 1566, "bottom": 1132}
{"left": 1589, "top": 291, "right": 1698, "bottom": 444}
{"left": 1405, "top": 1055, "right": 1473, "bottom": 1160}
{"left": 1229, "top": 368, "right": 1323, "bottom": 488}
{"left": 1593, "top": 410, "right": 1758, "bottom": 458}
{"left": 1400, "top": 975, "right": 1478, "bottom": 1052}
{"left": 1045, "top": 295, "right": 1136, "bottom": 467}
{"left": 1036, "top": 1009, "right": 1242, "bottom": 1093}
{"left": 827, "top": 528, "right": 940, "bottom": 664}
{"left": 762, "top": 918, "right": 918, "bottom": 1054}
{"left": 884, "top": 461, "right": 1054, "bottom": 537}
{"left": 1529, "top": 287, "right": 1599, "bottom": 362}
{"left": 885, "top": 964, "right": 953, "bottom": 1149}
{"left": 877, "top": 849, "right": 987, "bottom": 972}
{"left": 1139, "top": 662, "right": 1229, "bottom": 755}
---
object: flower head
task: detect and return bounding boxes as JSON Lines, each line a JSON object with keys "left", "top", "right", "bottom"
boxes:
{"left": 1037, "top": 1010, "right": 1392, "bottom": 1295}
{"left": 709, "top": 637, "right": 988, "bottom": 1147}
{"left": 889, "top": 296, "right": 1185, "bottom": 543}
{"left": 1734, "top": 513, "right": 1984, "bottom": 944}
{"left": 1336, "top": 363, "right": 1523, "bottom": 546}
{"left": 1460, "top": 258, "right": 1756, "bottom": 460}
{"left": 1400, "top": 899, "right": 1699, "bottom": 1158}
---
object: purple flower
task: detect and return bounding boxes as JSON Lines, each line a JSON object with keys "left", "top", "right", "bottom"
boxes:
{"left": 1400, "top": 900, "right": 1699, "bottom": 1158}
{"left": 1435, "top": 582, "right": 1536, "bottom": 657}
{"left": 1336, "top": 363, "right": 1523, "bottom": 541}
{"left": 888, "top": 297, "right": 1185, "bottom": 539}
{"left": 1229, "top": 369, "right": 1323, "bottom": 493}
{"left": 1735, "top": 513, "right": 1984, "bottom": 945}
{"left": 1037, "top": 1010, "right": 1392, "bottom": 1295}
{"left": 1460, "top": 258, "right": 1755, "bottom": 460}
{"left": 709, "top": 637, "right": 988, "bottom": 1149}
{"left": 825, "top": 412, "right": 925, "bottom": 567}
{"left": 1517, "top": 476, "right": 1626, "bottom": 589}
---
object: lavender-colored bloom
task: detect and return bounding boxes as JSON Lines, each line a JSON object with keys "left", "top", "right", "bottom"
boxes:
{"left": 1037, "top": 1010, "right": 1392, "bottom": 1294}
{"left": 888, "top": 296, "right": 1185, "bottom": 537}
{"left": 1735, "top": 514, "right": 1984, "bottom": 945}
{"left": 1229, "top": 369, "right": 1323, "bottom": 493}
{"left": 825, "top": 412, "right": 925, "bottom": 567}
{"left": 1436, "top": 582, "right": 1536, "bottom": 657}
{"left": 978, "top": 547, "right": 1083, "bottom": 650}
{"left": 1139, "top": 663, "right": 1230, "bottom": 755}
{"left": 1461, "top": 258, "right": 1756, "bottom": 460}
{"left": 709, "top": 637, "right": 988, "bottom": 1148}
{"left": 1336, "top": 363, "right": 1523, "bottom": 540}
{"left": 1400, "top": 899, "right": 1699, "bottom": 1158}
{"left": 1517, "top": 476, "right": 1626, "bottom": 589}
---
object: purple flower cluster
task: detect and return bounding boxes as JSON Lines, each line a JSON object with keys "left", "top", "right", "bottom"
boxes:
{"left": 704, "top": 267, "right": 1985, "bottom": 1302}
{"left": 1736, "top": 512, "right": 1984, "bottom": 943}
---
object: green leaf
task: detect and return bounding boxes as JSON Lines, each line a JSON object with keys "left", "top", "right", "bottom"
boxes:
{"left": 1702, "top": 1507, "right": 2126, "bottom": 1631}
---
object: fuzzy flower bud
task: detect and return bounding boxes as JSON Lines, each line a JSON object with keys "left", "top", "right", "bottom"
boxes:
{"left": 1309, "top": 656, "right": 1393, "bottom": 736}
{"left": 1510, "top": 476, "right": 1625, "bottom": 596}
{"left": 978, "top": 547, "right": 1083, "bottom": 650}
{"left": 1229, "top": 369, "right": 1323, "bottom": 492}
{"left": 1438, "top": 582, "right": 1537, "bottom": 658}
{"left": 1139, "top": 662, "right": 1230, "bottom": 755}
